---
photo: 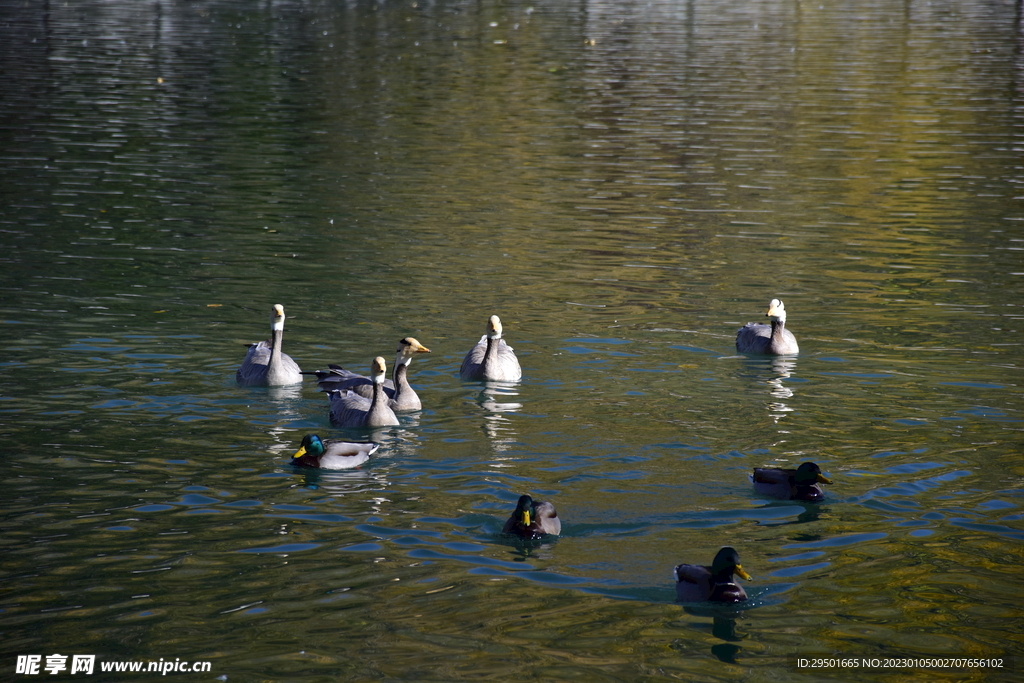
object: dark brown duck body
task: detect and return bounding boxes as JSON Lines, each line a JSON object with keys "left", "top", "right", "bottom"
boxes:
{"left": 502, "top": 494, "right": 560, "bottom": 539}
{"left": 674, "top": 547, "right": 752, "bottom": 603}
{"left": 753, "top": 461, "right": 832, "bottom": 502}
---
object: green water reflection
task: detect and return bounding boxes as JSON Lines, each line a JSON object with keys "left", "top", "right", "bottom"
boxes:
{"left": 1, "top": 0, "right": 1022, "bottom": 680}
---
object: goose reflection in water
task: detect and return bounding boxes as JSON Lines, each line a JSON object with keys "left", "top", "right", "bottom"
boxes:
{"left": 478, "top": 389, "right": 523, "bottom": 414}
{"left": 735, "top": 355, "right": 798, "bottom": 427}
{"left": 768, "top": 357, "right": 796, "bottom": 397}
{"left": 252, "top": 393, "right": 310, "bottom": 462}
{"left": 264, "top": 422, "right": 310, "bottom": 459}
{"left": 356, "top": 420, "right": 420, "bottom": 445}
{"left": 265, "top": 384, "right": 304, "bottom": 402}
{"left": 473, "top": 384, "right": 521, "bottom": 453}
{"left": 737, "top": 356, "right": 798, "bottom": 416}
{"left": 345, "top": 425, "right": 420, "bottom": 464}
{"left": 482, "top": 414, "right": 518, "bottom": 453}
{"left": 767, "top": 357, "right": 797, "bottom": 424}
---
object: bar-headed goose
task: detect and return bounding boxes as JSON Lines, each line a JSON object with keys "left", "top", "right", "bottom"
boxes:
{"left": 460, "top": 315, "right": 522, "bottom": 382}
{"left": 328, "top": 356, "right": 400, "bottom": 428}
{"left": 236, "top": 304, "right": 303, "bottom": 386}
{"left": 314, "top": 337, "right": 430, "bottom": 411}
{"left": 736, "top": 298, "right": 799, "bottom": 355}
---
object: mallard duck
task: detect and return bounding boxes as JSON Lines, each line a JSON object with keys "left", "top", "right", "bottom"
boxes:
{"left": 291, "top": 434, "right": 379, "bottom": 469}
{"left": 236, "top": 304, "right": 304, "bottom": 386}
{"left": 460, "top": 315, "right": 522, "bottom": 382}
{"left": 753, "top": 461, "right": 832, "bottom": 502}
{"left": 501, "top": 494, "right": 561, "bottom": 539}
{"left": 312, "top": 337, "right": 431, "bottom": 411}
{"left": 328, "top": 356, "right": 400, "bottom": 428}
{"left": 674, "top": 547, "right": 752, "bottom": 603}
{"left": 735, "top": 299, "right": 799, "bottom": 355}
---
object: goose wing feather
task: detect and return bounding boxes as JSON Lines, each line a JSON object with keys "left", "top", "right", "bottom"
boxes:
{"left": 316, "top": 365, "right": 396, "bottom": 398}
{"left": 735, "top": 323, "right": 773, "bottom": 354}
{"left": 328, "top": 390, "right": 399, "bottom": 428}
{"left": 460, "top": 337, "right": 522, "bottom": 382}
{"left": 236, "top": 341, "right": 272, "bottom": 385}
{"left": 459, "top": 335, "right": 489, "bottom": 379}
{"left": 237, "top": 341, "right": 302, "bottom": 386}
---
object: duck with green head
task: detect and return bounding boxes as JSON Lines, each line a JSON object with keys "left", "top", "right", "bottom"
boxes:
{"left": 501, "top": 494, "right": 560, "bottom": 539}
{"left": 291, "top": 434, "right": 379, "bottom": 469}
{"left": 674, "top": 547, "right": 752, "bottom": 603}
{"left": 753, "top": 461, "right": 832, "bottom": 502}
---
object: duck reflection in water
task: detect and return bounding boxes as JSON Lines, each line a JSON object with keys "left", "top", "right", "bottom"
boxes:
{"left": 682, "top": 607, "right": 746, "bottom": 663}
{"left": 294, "top": 463, "right": 386, "bottom": 493}
{"left": 710, "top": 633, "right": 743, "bottom": 662}
{"left": 673, "top": 548, "right": 755, "bottom": 659}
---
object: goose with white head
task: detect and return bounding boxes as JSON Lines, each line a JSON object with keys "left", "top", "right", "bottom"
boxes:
{"left": 735, "top": 298, "right": 799, "bottom": 355}
{"left": 460, "top": 315, "right": 522, "bottom": 382}
{"left": 236, "top": 304, "right": 303, "bottom": 386}
{"left": 328, "top": 356, "right": 400, "bottom": 428}
{"left": 313, "top": 337, "right": 431, "bottom": 411}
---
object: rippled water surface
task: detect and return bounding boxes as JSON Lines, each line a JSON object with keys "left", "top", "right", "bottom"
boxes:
{"left": 2, "top": 0, "right": 1023, "bottom": 680}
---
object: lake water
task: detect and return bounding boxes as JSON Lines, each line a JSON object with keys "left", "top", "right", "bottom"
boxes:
{"left": 2, "top": 0, "right": 1022, "bottom": 680}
